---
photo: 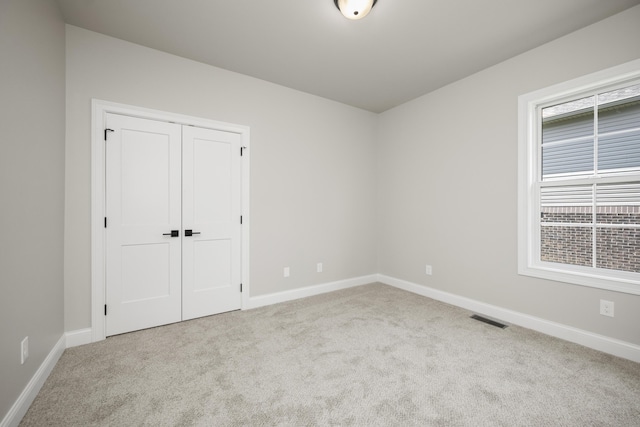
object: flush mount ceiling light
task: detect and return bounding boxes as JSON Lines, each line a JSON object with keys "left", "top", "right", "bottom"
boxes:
{"left": 334, "top": 0, "right": 378, "bottom": 20}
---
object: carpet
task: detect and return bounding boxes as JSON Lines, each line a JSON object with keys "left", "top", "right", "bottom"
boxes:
{"left": 20, "top": 283, "right": 640, "bottom": 426}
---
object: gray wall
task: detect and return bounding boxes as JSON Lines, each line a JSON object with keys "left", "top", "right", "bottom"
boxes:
{"left": 377, "top": 5, "right": 640, "bottom": 345}
{"left": 0, "top": 0, "right": 66, "bottom": 420}
{"left": 64, "top": 26, "right": 378, "bottom": 331}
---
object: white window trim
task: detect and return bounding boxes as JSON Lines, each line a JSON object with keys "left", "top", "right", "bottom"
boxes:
{"left": 518, "top": 58, "right": 640, "bottom": 296}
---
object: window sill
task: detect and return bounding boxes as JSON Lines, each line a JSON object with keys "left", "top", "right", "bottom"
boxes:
{"left": 518, "top": 262, "right": 640, "bottom": 295}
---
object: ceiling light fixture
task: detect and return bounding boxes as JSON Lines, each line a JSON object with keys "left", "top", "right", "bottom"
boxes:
{"left": 334, "top": 0, "right": 377, "bottom": 20}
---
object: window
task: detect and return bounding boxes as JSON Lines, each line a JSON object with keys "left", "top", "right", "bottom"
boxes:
{"left": 518, "top": 59, "right": 640, "bottom": 295}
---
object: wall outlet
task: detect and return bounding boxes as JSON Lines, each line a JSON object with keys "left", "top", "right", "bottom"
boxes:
{"left": 317, "top": 262, "right": 323, "bottom": 273}
{"left": 284, "top": 267, "right": 290, "bottom": 278}
{"left": 21, "top": 336, "right": 29, "bottom": 364}
{"left": 425, "top": 265, "right": 433, "bottom": 275}
{"left": 600, "top": 300, "right": 614, "bottom": 317}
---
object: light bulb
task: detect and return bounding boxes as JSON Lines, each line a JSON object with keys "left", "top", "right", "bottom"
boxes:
{"left": 335, "top": 0, "right": 377, "bottom": 20}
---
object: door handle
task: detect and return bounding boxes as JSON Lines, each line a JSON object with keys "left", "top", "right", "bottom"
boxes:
{"left": 162, "top": 230, "right": 179, "bottom": 237}
{"left": 185, "top": 230, "right": 201, "bottom": 237}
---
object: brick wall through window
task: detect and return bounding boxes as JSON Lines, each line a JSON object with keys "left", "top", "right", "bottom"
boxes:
{"left": 540, "top": 206, "right": 640, "bottom": 273}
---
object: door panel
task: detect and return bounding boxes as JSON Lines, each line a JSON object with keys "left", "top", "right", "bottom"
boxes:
{"left": 121, "top": 244, "right": 172, "bottom": 301}
{"left": 120, "top": 130, "right": 172, "bottom": 225}
{"left": 193, "top": 239, "right": 231, "bottom": 291}
{"left": 105, "top": 113, "right": 182, "bottom": 336}
{"left": 182, "top": 126, "right": 242, "bottom": 320}
{"left": 193, "top": 137, "right": 232, "bottom": 223}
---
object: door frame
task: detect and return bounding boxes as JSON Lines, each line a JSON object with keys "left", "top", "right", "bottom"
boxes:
{"left": 91, "top": 99, "right": 251, "bottom": 342}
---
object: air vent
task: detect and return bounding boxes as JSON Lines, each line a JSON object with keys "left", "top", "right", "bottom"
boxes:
{"left": 471, "top": 314, "right": 508, "bottom": 329}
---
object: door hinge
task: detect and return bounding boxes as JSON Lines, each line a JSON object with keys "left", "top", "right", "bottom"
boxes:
{"left": 104, "top": 217, "right": 107, "bottom": 228}
{"left": 104, "top": 304, "right": 107, "bottom": 316}
{"left": 240, "top": 283, "right": 243, "bottom": 293}
{"left": 104, "top": 128, "right": 114, "bottom": 141}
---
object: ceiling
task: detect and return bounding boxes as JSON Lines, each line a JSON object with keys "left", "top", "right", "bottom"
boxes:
{"left": 56, "top": 0, "right": 640, "bottom": 113}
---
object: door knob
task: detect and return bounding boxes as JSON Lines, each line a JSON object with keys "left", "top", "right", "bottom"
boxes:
{"left": 162, "top": 230, "right": 179, "bottom": 237}
{"left": 185, "top": 230, "right": 201, "bottom": 237}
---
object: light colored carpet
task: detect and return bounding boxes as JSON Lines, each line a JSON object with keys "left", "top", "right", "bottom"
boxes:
{"left": 21, "top": 283, "right": 640, "bottom": 426}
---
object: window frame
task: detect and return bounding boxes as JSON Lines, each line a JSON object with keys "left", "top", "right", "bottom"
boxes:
{"left": 518, "top": 59, "right": 640, "bottom": 296}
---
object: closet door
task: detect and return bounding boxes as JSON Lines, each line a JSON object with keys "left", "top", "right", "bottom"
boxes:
{"left": 105, "top": 114, "right": 182, "bottom": 336}
{"left": 182, "top": 126, "right": 242, "bottom": 320}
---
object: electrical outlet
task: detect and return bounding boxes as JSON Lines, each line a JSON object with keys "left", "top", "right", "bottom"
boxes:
{"left": 600, "top": 300, "right": 614, "bottom": 317}
{"left": 21, "top": 337, "right": 29, "bottom": 364}
{"left": 284, "top": 267, "right": 290, "bottom": 278}
{"left": 317, "top": 263, "right": 323, "bottom": 273}
{"left": 425, "top": 265, "right": 433, "bottom": 275}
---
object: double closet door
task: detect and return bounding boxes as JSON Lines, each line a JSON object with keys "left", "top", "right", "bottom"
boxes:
{"left": 105, "top": 113, "right": 242, "bottom": 336}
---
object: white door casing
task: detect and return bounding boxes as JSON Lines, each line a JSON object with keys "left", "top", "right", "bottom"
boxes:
{"left": 92, "top": 100, "right": 250, "bottom": 342}
{"left": 182, "top": 126, "right": 242, "bottom": 320}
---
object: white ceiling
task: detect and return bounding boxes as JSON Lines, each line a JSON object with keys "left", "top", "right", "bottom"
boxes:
{"left": 56, "top": 0, "right": 640, "bottom": 113}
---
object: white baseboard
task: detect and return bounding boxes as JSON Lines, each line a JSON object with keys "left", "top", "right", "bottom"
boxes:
{"left": 65, "top": 328, "right": 93, "bottom": 348}
{"left": 0, "top": 335, "right": 65, "bottom": 427}
{"left": 246, "top": 274, "right": 378, "bottom": 309}
{"left": 65, "top": 276, "right": 378, "bottom": 346}
{"left": 378, "top": 274, "right": 640, "bottom": 363}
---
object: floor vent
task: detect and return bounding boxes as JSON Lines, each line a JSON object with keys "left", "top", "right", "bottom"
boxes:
{"left": 471, "top": 314, "right": 508, "bottom": 329}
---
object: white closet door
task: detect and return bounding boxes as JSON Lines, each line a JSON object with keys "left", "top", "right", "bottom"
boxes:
{"left": 105, "top": 114, "right": 182, "bottom": 336}
{"left": 182, "top": 126, "right": 242, "bottom": 320}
